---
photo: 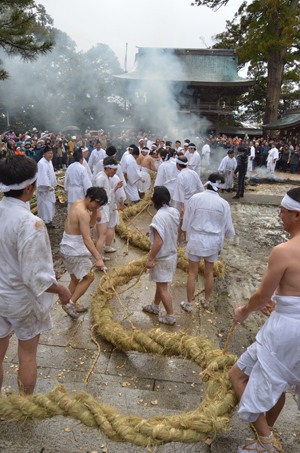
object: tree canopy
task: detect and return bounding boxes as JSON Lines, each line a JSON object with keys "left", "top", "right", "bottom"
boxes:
{"left": 193, "top": 0, "right": 300, "bottom": 129}
{"left": 0, "top": 0, "right": 54, "bottom": 80}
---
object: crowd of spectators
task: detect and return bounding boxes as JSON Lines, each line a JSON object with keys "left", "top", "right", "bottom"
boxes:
{"left": 0, "top": 126, "right": 299, "bottom": 174}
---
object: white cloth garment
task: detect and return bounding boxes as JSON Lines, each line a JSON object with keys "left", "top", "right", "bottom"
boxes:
{"left": 64, "top": 161, "right": 92, "bottom": 212}
{"left": 182, "top": 190, "right": 235, "bottom": 257}
{"left": 36, "top": 157, "right": 57, "bottom": 223}
{"left": 120, "top": 150, "right": 130, "bottom": 174}
{"left": 148, "top": 206, "right": 180, "bottom": 282}
{"left": 125, "top": 154, "right": 141, "bottom": 201}
{"left": 238, "top": 294, "right": 300, "bottom": 423}
{"left": 82, "top": 158, "right": 92, "bottom": 184}
{"left": 202, "top": 144, "right": 211, "bottom": 165}
{"left": 93, "top": 159, "right": 126, "bottom": 188}
{"left": 95, "top": 171, "right": 126, "bottom": 228}
{"left": 60, "top": 231, "right": 90, "bottom": 256}
{"left": 218, "top": 156, "right": 237, "bottom": 189}
{"left": 154, "top": 160, "right": 179, "bottom": 200}
{"left": 88, "top": 148, "right": 106, "bottom": 172}
{"left": 248, "top": 146, "right": 255, "bottom": 172}
{"left": 188, "top": 151, "right": 201, "bottom": 175}
{"left": 60, "top": 232, "right": 91, "bottom": 279}
{"left": 0, "top": 197, "right": 56, "bottom": 321}
{"left": 267, "top": 147, "right": 279, "bottom": 173}
{"left": 137, "top": 168, "right": 151, "bottom": 193}
{"left": 173, "top": 168, "right": 204, "bottom": 209}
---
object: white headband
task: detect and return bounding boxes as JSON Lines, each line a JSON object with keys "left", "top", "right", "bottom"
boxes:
{"left": 204, "top": 180, "right": 221, "bottom": 192}
{"left": 127, "top": 147, "right": 133, "bottom": 151}
{"left": 188, "top": 145, "right": 196, "bottom": 149}
{"left": 0, "top": 173, "right": 38, "bottom": 193}
{"left": 138, "top": 139, "right": 144, "bottom": 143}
{"left": 175, "top": 158, "right": 188, "bottom": 166}
{"left": 104, "top": 164, "right": 118, "bottom": 169}
{"left": 281, "top": 194, "right": 300, "bottom": 212}
{"left": 184, "top": 143, "right": 189, "bottom": 146}
{"left": 82, "top": 147, "right": 88, "bottom": 152}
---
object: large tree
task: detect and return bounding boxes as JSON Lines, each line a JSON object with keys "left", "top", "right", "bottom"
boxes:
{"left": 0, "top": 0, "right": 54, "bottom": 80}
{"left": 192, "top": 0, "right": 300, "bottom": 130}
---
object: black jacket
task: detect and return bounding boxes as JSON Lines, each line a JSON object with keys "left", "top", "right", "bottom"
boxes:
{"left": 235, "top": 151, "right": 248, "bottom": 174}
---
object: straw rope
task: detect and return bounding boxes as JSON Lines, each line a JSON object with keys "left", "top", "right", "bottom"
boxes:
{"left": 0, "top": 174, "right": 238, "bottom": 445}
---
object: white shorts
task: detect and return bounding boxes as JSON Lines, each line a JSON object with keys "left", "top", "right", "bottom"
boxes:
{"left": 148, "top": 257, "right": 177, "bottom": 283}
{"left": 186, "top": 251, "right": 218, "bottom": 263}
{"left": 237, "top": 342, "right": 258, "bottom": 377}
{"left": 0, "top": 311, "right": 53, "bottom": 342}
{"left": 61, "top": 253, "right": 92, "bottom": 280}
{"left": 96, "top": 205, "right": 110, "bottom": 225}
{"left": 107, "top": 210, "right": 119, "bottom": 229}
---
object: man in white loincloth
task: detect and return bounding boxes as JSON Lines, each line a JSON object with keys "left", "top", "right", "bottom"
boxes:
{"left": 229, "top": 187, "right": 300, "bottom": 453}
{"left": 64, "top": 150, "right": 92, "bottom": 212}
{"left": 36, "top": 145, "right": 57, "bottom": 229}
{"left": 0, "top": 155, "right": 71, "bottom": 394}
{"left": 60, "top": 187, "right": 108, "bottom": 319}
{"left": 181, "top": 173, "right": 235, "bottom": 311}
{"left": 218, "top": 150, "right": 237, "bottom": 192}
{"left": 94, "top": 156, "right": 126, "bottom": 258}
{"left": 143, "top": 186, "right": 180, "bottom": 325}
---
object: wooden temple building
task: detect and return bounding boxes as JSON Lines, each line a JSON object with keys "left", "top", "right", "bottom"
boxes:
{"left": 263, "top": 108, "right": 300, "bottom": 145}
{"left": 115, "top": 47, "right": 255, "bottom": 132}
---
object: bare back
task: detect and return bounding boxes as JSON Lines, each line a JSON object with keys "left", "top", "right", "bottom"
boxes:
{"left": 64, "top": 199, "right": 91, "bottom": 236}
{"left": 274, "top": 235, "right": 300, "bottom": 297}
{"left": 142, "top": 155, "right": 157, "bottom": 172}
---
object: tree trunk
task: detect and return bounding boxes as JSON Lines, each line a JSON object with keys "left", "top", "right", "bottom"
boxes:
{"left": 263, "top": 49, "right": 287, "bottom": 138}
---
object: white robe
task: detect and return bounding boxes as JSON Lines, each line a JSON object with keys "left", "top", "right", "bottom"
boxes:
{"left": 82, "top": 158, "right": 92, "bottom": 185}
{"left": 93, "top": 160, "right": 126, "bottom": 188}
{"left": 267, "top": 148, "right": 279, "bottom": 173}
{"left": 202, "top": 144, "right": 211, "bottom": 165}
{"left": 36, "top": 157, "right": 57, "bottom": 224}
{"left": 154, "top": 160, "right": 179, "bottom": 200}
{"left": 173, "top": 168, "right": 204, "bottom": 209}
{"left": 137, "top": 167, "right": 152, "bottom": 193}
{"left": 125, "top": 155, "right": 141, "bottom": 201}
{"left": 218, "top": 156, "right": 237, "bottom": 189}
{"left": 188, "top": 151, "right": 201, "bottom": 176}
{"left": 95, "top": 172, "right": 126, "bottom": 227}
{"left": 182, "top": 190, "right": 235, "bottom": 257}
{"left": 248, "top": 146, "right": 255, "bottom": 172}
{"left": 88, "top": 148, "right": 106, "bottom": 172}
{"left": 64, "top": 161, "right": 92, "bottom": 212}
{"left": 238, "top": 295, "right": 300, "bottom": 423}
{"left": 148, "top": 206, "right": 180, "bottom": 283}
{"left": 0, "top": 197, "right": 56, "bottom": 321}
{"left": 120, "top": 150, "right": 130, "bottom": 174}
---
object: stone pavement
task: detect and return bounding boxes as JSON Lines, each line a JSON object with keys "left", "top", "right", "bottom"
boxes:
{"left": 1, "top": 201, "right": 300, "bottom": 453}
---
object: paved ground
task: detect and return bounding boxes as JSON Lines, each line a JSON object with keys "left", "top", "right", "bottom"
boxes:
{"left": 1, "top": 187, "right": 300, "bottom": 453}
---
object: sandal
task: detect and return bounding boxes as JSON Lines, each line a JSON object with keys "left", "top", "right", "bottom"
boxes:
{"left": 74, "top": 304, "right": 88, "bottom": 313}
{"left": 143, "top": 304, "right": 159, "bottom": 315}
{"left": 238, "top": 433, "right": 283, "bottom": 452}
{"left": 103, "top": 246, "right": 117, "bottom": 253}
{"left": 62, "top": 304, "right": 79, "bottom": 319}
{"left": 102, "top": 255, "right": 110, "bottom": 261}
{"left": 200, "top": 298, "right": 210, "bottom": 309}
{"left": 158, "top": 315, "right": 176, "bottom": 325}
{"left": 180, "top": 301, "right": 192, "bottom": 313}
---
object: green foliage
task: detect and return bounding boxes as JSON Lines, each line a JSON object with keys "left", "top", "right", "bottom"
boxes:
{"left": 0, "top": 0, "right": 54, "bottom": 79}
{"left": 202, "top": 0, "right": 300, "bottom": 124}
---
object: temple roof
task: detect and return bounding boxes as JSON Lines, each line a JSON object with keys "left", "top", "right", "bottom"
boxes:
{"left": 263, "top": 111, "right": 300, "bottom": 129}
{"left": 115, "top": 48, "right": 255, "bottom": 87}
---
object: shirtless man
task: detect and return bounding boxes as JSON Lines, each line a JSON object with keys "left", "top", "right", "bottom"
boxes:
{"left": 60, "top": 187, "right": 108, "bottom": 319}
{"left": 141, "top": 150, "right": 158, "bottom": 173}
{"left": 229, "top": 187, "right": 300, "bottom": 453}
